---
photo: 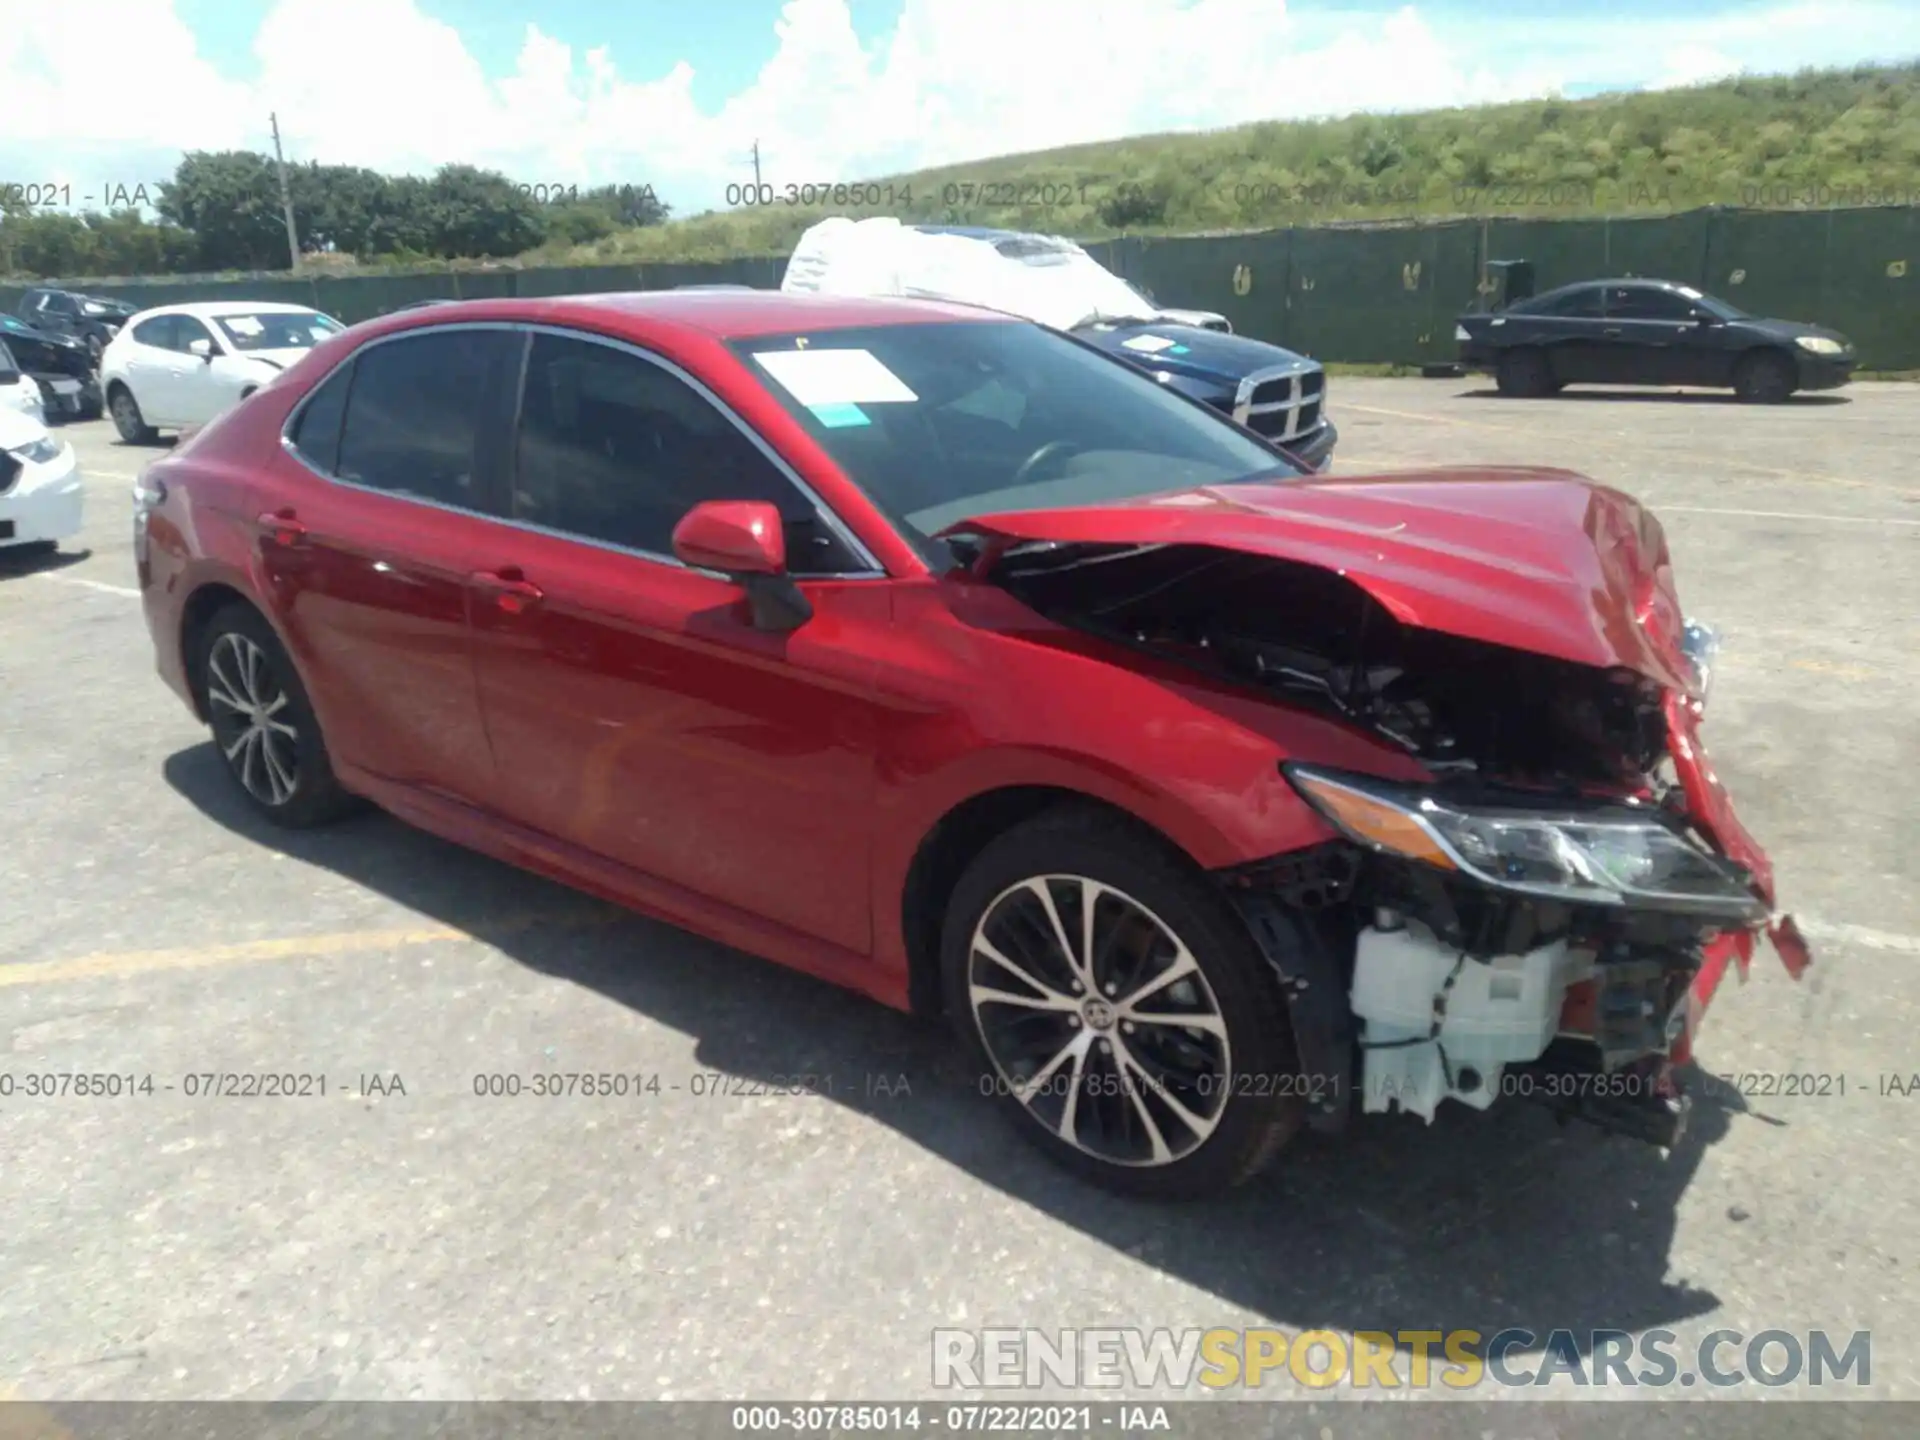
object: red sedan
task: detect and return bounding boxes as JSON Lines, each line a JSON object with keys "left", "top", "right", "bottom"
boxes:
{"left": 133, "top": 291, "right": 1808, "bottom": 1198}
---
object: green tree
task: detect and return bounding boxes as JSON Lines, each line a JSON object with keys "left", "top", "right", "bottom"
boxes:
{"left": 156, "top": 151, "right": 292, "bottom": 269}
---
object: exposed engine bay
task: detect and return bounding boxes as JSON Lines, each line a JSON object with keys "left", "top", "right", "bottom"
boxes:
{"left": 985, "top": 539, "right": 1673, "bottom": 784}
{"left": 981, "top": 537, "right": 1789, "bottom": 1148}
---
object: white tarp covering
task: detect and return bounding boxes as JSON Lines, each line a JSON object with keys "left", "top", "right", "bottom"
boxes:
{"left": 781, "top": 216, "right": 1163, "bottom": 331}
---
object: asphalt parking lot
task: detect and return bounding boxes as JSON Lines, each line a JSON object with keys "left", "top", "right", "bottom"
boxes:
{"left": 2, "top": 379, "right": 1917, "bottom": 1416}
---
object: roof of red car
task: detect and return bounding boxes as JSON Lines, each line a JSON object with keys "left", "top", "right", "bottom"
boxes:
{"left": 360, "top": 289, "right": 1012, "bottom": 341}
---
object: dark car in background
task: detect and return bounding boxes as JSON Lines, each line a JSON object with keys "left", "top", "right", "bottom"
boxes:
{"left": 1456, "top": 278, "right": 1856, "bottom": 403}
{"left": 0, "top": 314, "right": 104, "bottom": 422}
{"left": 16, "top": 287, "right": 139, "bottom": 369}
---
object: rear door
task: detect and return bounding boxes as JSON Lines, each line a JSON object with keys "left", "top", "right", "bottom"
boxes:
{"left": 254, "top": 324, "right": 520, "bottom": 801}
{"left": 1519, "top": 284, "right": 1609, "bottom": 382}
{"left": 465, "top": 326, "right": 890, "bottom": 953}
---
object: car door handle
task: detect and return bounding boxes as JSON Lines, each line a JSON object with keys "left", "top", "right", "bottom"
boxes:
{"left": 258, "top": 509, "right": 308, "bottom": 546}
{"left": 470, "top": 569, "right": 544, "bottom": 614}
{"left": 1602, "top": 327, "right": 1623, "bottom": 337}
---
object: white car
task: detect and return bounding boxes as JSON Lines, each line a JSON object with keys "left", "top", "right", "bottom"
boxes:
{"left": 100, "top": 301, "right": 345, "bottom": 443}
{"left": 0, "top": 340, "right": 47, "bottom": 425}
{"left": 0, "top": 404, "right": 83, "bottom": 555}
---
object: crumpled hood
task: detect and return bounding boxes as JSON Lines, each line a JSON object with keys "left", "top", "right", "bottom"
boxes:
{"left": 946, "top": 465, "right": 1699, "bottom": 694}
{"left": 1077, "top": 321, "right": 1318, "bottom": 390}
{"left": 237, "top": 347, "right": 312, "bottom": 372}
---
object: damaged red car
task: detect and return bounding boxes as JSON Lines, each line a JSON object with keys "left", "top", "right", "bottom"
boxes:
{"left": 133, "top": 291, "right": 1810, "bottom": 1199}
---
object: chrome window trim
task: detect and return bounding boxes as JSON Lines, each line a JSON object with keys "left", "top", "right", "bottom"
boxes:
{"left": 278, "top": 319, "right": 889, "bottom": 581}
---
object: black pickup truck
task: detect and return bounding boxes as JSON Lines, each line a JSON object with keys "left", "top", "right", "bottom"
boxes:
{"left": 16, "top": 287, "right": 138, "bottom": 369}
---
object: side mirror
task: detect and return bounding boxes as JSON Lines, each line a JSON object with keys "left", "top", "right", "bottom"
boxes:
{"left": 671, "top": 499, "right": 813, "bottom": 632}
{"left": 1692, "top": 311, "right": 1720, "bottom": 326}
{"left": 188, "top": 338, "right": 214, "bottom": 360}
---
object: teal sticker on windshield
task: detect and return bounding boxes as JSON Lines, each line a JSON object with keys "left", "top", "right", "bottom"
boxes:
{"left": 1167, "top": 344, "right": 1191, "bottom": 355}
{"left": 809, "top": 402, "right": 871, "bottom": 428}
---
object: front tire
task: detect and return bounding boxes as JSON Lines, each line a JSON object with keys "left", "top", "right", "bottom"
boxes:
{"left": 941, "top": 806, "right": 1304, "bottom": 1200}
{"left": 194, "top": 604, "right": 357, "bottom": 828}
{"left": 1734, "top": 349, "right": 1797, "bottom": 403}
{"left": 108, "top": 384, "right": 158, "bottom": 443}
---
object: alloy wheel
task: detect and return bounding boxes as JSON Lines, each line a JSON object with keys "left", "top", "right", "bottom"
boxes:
{"left": 967, "top": 875, "right": 1233, "bottom": 1167}
{"left": 205, "top": 632, "right": 301, "bottom": 806}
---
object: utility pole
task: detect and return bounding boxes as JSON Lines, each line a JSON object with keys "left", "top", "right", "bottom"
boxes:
{"left": 269, "top": 112, "right": 301, "bottom": 273}
{"left": 751, "top": 139, "right": 763, "bottom": 191}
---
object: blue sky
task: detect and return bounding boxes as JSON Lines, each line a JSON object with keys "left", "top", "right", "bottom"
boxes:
{"left": 6, "top": 1, "right": 1919, "bottom": 217}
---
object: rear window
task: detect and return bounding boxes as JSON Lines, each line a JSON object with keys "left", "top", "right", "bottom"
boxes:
{"left": 334, "top": 329, "right": 515, "bottom": 510}
{"left": 288, "top": 362, "right": 353, "bottom": 473}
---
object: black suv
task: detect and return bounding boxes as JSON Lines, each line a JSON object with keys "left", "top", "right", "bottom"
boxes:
{"left": 16, "top": 288, "right": 139, "bottom": 370}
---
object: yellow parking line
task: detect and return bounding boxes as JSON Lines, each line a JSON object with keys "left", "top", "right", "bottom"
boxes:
{"left": 1343, "top": 401, "right": 1519, "bottom": 433}
{"left": 0, "top": 910, "right": 620, "bottom": 990}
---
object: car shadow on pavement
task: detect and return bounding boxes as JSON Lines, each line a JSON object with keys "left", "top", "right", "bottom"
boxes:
{"left": 166, "top": 739, "right": 1749, "bottom": 1355}
{"left": 1455, "top": 386, "right": 1851, "bottom": 406}
{"left": 0, "top": 544, "right": 92, "bottom": 581}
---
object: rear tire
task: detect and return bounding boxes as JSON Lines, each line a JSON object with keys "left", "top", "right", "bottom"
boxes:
{"left": 1734, "top": 349, "right": 1796, "bottom": 403}
{"left": 193, "top": 604, "right": 358, "bottom": 829}
{"left": 940, "top": 805, "right": 1305, "bottom": 1200}
{"left": 108, "top": 384, "right": 158, "bottom": 443}
{"left": 1494, "top": 346, "right": 1557, "bottom": 397}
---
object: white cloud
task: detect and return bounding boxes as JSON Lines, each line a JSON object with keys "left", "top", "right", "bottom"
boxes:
{"left": 3, "top": 0, "right": 1919, "bottom": 217}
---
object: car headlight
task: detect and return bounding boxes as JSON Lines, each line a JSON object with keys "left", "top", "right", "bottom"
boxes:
{"left": 8, "top": 436, "right": 64, "bottom": 464}
{"left": 1680, "top": 618, "right": 1719, "bottom": 704}
{"left": 1284, "top": 765, "right": 1768, "bottom": 921}
{"left": 1795, "top": 336, "right": 1844, "bottom": 355}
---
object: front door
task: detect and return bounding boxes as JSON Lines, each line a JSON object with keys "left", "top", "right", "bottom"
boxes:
{"left": 1595, "top": 285, "right": 1700, "bottom": 385}
{"left": 253, "top": 325, "right": 521, "bottom": 801}
{"left": 466, "top": 328, "right": 888, "bottom": 954}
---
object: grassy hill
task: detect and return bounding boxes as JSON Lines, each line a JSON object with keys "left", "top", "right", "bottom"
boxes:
{"left": 528, "top": 61, "right": 1920, "bottom": 266}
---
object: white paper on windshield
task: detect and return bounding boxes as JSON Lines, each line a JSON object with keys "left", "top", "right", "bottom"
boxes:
{"left": 226, "top": 316, "right": 265, "bottom": 336}
{"left": 308, "top": 325, "right": 332, "bottom": 341}
{"left": 1122, "top": 334, "right": 1179, "bottom": 354}
{"left": 753, "top": 348, "right": 918, "bottom": 405}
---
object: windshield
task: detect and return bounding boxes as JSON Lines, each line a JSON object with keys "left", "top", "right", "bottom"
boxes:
{"left": 213, "top": 310, "right": 343, "bottom": 352}
{"left": 732, "top": 320, "right": 1300, "bottom": 544}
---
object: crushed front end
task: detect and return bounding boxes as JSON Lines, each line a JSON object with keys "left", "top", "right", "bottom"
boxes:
{"left": 972, "top": 508, "right": 1812, "bottom": 1149}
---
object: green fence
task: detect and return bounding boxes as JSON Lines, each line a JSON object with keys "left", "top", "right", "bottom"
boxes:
{"left": 4, "top": 206, "right": 1916, "bottom": 367}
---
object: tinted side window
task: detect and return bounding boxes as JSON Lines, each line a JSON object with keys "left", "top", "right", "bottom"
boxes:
{"left": 132, "top": 316, "right": 176, "bottom": 349}
{"left": 337, "top": 329, "right": 514, "bottom": 510}
{"left": 1540, "top": 288, "right": 1603, "bottom": 318}
{"left": 512, "top": 332, "right": 864, "bottom": 572}
{"left": 1608, "top": 286, "right": 1693, "bottom": 320}
{"left": 289, "top": 361, "right": 353, "bottom": 474}
{"left": 174, "top": 315, "right": 217, "bottom": 352}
